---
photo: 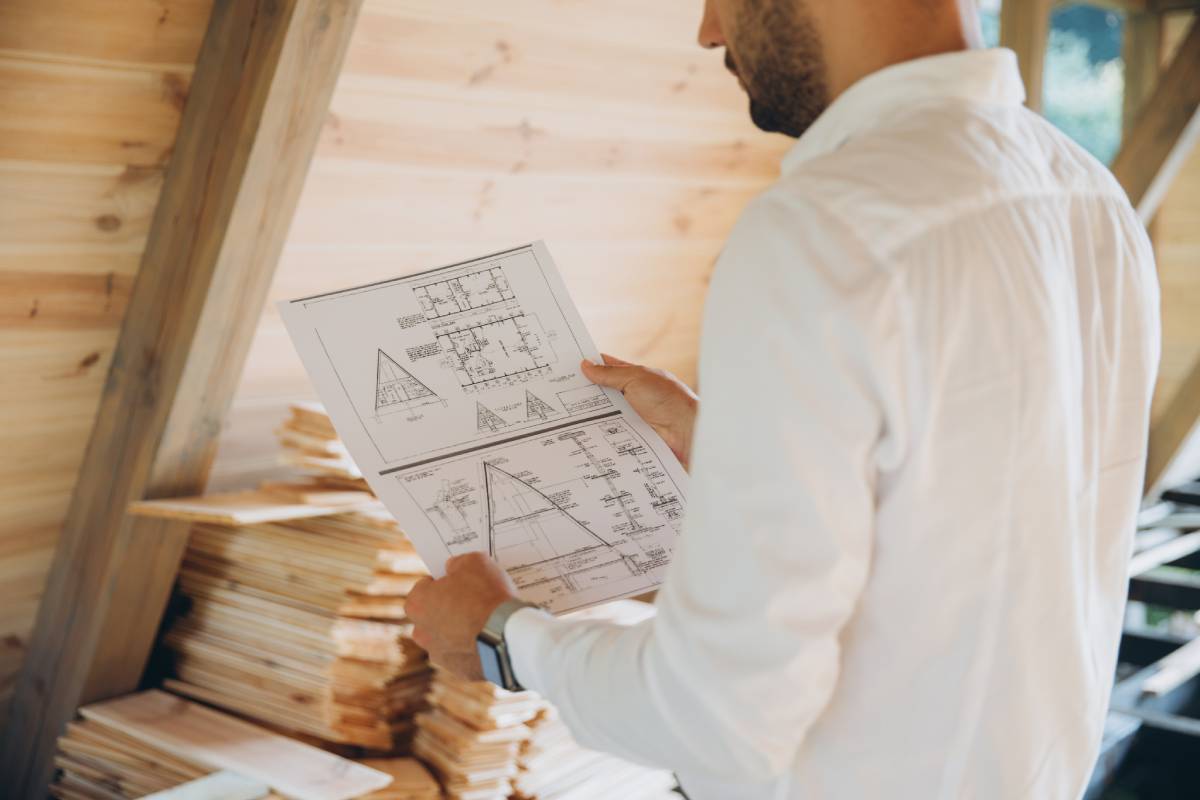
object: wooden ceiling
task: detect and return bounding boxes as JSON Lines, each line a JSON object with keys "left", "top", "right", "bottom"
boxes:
{"left": 0, "top": 0, "right": 214, "bottom": 728}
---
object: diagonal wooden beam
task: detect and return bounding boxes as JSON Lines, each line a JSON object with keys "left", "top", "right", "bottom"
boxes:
{"left": 1111, "top": 17, "right": 1200, "bottom": 222}
{"left": 1148, "top": 357, "right": 1200, "bottom": 493}
{"left": 1001, "top": 0, "right": 1054, "bottom": 112}
{"left": 0, "top": 0, "right": 364, "bottom": 795}
{"left": 1150, "top": 0, "right": 1200, "bottom": 11}
{"left": 1122, "top": 11, "right": 1164, "bottom": 134}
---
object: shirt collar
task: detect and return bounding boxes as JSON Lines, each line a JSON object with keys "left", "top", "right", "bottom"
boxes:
{"left": 780, "top": 48, "right": 1025, "bottom": 174}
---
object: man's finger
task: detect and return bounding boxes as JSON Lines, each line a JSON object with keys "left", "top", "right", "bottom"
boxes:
{"left": 445, "top": 551, "right": 485, "bottom": 574}
{"left": 406, "top": 576, "right": 434, "bottom": 617}
{"left": 411, "top": 626, "right": 433, "bottom": 650}
{"left": 581, "top": 359, "right": 640, "bottom": 393}
{"left": 601, "top": 353, "right": 634, "bottom": 367}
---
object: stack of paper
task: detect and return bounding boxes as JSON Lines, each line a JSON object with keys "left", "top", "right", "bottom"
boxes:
{"left": 50, "top": 690, "right": 408, "bottom": 800}
{"left": 132, "top": 498, "right": 431, "bottom": 750}
{"left": 412, "top": 669, "right": 544, "bottom": 799}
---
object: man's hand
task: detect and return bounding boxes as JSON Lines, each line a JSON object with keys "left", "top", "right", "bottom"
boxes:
{"left": 407, "top": 552, "right": 519, "bottom": 681}
{"left": 581, "top": 354, "right": 699, "bottom": 469}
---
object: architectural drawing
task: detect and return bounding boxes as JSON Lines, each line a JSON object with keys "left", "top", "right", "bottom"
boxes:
{"left": 476, "top": 402, "right": 508, "bottom": 433}
{"left": 557, "top": 385, "right": 612, "bottom": 415}
{"left": 375, "top": 350, "right": 441, "bottom": 415}
{"left": 435, "top": 312, "right": 554, "bottom": 392}
{"left": 392, "top": 415, "right": 684, "bottom": 612}
{"left": 282, "top": 242, "right": 689, "bottom": 611}
{"left": 484, "top": 462, "right": 615, "bottom": 564}
{"left": 525, "top": 390, "right": 557, "bottom": 421}
{"left": 414, "top": 265, "right": 515, "bottom": 320}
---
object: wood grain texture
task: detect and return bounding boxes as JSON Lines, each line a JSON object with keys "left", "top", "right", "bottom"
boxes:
{"left": 0, "top": 0, "right": 366, "bottom": 794}
{"left": 0, "top": 0, "right": 213, "bottom": 68}
{"left": 209, "top": 0, "right": 789, "bottom": 487}
{"left": 0, "top": 3, "right": 193, "bottom": 736}
{"left": 0, "top": 57, "right": 187, "bottom": 166}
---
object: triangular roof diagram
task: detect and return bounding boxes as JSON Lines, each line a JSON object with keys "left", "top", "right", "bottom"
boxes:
{"left": 476, "top": 402, "right": 508, "bottom": 432}
{"left": 375, "top": 350, "right": 438, "bottom": 413}
{"left": 483, "top": 461, "right": 614, "bottom": 569}
{"left": 525, "top": 390, "right": 556, "bottom": 421}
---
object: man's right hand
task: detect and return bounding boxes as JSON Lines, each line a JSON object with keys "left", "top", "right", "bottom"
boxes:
{"left": 581, "top": 354, "right": 699, "bottom": 470}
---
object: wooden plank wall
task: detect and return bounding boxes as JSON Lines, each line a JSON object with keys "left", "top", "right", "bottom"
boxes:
{"left": 0, "top": 0, "right": 215, "bottom": 728}
{"left": 1150, "top": 10, "right": 1200, "bottom": 486}
{"left": 208, "top": 0, "right": 789, "bottom": 488}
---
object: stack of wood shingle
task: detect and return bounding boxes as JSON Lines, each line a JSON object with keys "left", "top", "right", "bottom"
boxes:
{"left": 513, "top": 706, "right": 678, "bottom": 800}
{"left": 413, "top": 669, "right": 544, "bottom": 799}
{"left": 509, "top": 600, "right": 677, "bottom": 800}
{"left": 131, "top": 492, "right": 431, "bottom": 751}
{"left": 277, "top": 401, "right": 365, "bottom": 485}
{"left": 50, "top": 690, "right": 440, "bottom": 800}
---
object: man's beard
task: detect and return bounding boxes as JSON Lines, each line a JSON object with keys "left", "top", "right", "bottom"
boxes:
{"left": 726, "top": 0, "right": 830, "bottom": 138}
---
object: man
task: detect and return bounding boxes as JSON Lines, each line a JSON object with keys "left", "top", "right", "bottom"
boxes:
{"left": 406, "top": 0, "right": 1161, "bottom": 796}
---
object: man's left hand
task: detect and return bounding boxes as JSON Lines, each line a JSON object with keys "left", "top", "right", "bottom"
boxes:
{"left": 407, "top": 551, "right": 520, "bottom": 681}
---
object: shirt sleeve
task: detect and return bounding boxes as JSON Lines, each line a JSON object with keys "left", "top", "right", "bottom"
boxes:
{"left": 506, "top": 190, "right": 898, "bottom": 788}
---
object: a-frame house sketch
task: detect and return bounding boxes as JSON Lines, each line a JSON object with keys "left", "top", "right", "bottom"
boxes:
{"left": 476, "top": 402, "right": 508, "bottom": 432}
{"left": 483, "top": 462, "right": 615, "bottom": 570}
{"left": 375, "top": 349, "right": 440, "bottom": 415}
{"left": 525, "top": 390, "right": 557, "bottom": 421}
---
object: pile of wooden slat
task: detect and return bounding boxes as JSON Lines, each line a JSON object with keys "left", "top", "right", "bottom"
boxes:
{"left": 513, "top": 706, "right": 677, "bottom": 800}
{"left": 132, "top": 495, "right": 431, "bottom": 751}
{"left": 278, "top": 401, "right": 365, "bottom": 483}
{"left": 509, "top": 599, "right": 677, "bottom": 799}
{"left": 51, "top": 690, "right": 440, "bottom": 800}
{"left": 413, "top": 669, "right": 544, "bottom": 799}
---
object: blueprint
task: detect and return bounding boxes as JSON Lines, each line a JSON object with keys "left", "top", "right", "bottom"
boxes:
{"left": 279, "top": 243, "right": 688, "bottom": 613}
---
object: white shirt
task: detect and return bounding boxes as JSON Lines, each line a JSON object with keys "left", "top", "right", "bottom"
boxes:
{"left": 507, "top": 48, "right": 1160, "bottom": 799}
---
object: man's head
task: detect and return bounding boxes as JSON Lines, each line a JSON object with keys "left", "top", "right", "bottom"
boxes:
{"left": 699, "top": 0, "right": 981, "bottom": 139}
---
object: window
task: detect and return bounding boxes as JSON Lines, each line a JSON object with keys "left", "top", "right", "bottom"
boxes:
{"left": 1044, "top": 4, "right": 1125, "bottom": 164}
{"left": 980, "top": 1, "right": 1127, "bottom": 164}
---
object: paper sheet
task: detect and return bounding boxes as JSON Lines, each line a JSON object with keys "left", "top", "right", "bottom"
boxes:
{"left": 279, "top": 242, "right": 688, "bottom": 613}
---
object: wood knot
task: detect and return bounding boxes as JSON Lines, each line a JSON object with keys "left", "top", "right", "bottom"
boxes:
{"left": 95, "top": 214, "right": 122, "bottom": 232}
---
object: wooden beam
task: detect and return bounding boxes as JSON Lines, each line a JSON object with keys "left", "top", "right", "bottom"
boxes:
{"left": 1150, "top": 0, "right": 1200, "bottom": 11}
{"left": 1122, "top": 12, "right": 1164, "bottom": 134}
{"left": 1148, "top": 356, "right": 1200, "bottom": 492}
{"left": 1001, "top": 0, "right": 1054, "bottom": 112}
{"left": 0, "top": 0, "right": 364, "bottom": 795}
{"left": 1111, "top": 17, "right": 1200, "bottom": 221}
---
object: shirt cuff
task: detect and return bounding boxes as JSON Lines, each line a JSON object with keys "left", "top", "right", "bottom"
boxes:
{"left": 506, "top": 605, "right": 556, "bottom": 694}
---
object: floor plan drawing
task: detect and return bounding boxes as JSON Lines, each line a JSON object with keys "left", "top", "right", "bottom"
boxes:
{"left": 413, "top": 265, "right": 515, "bottom": 320}
{"left": 375, "top": 349, "right": 442, "bottom": 416}
{"left": 281, "top": 242, "right": 689, "bottom": 612}
{"left": 435, "top": 312, "right": 554, "bottom": 392}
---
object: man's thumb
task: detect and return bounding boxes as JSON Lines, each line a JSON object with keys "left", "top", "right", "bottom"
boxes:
{"left": 581, "top": 358, "right": 637, "bottom": 392}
